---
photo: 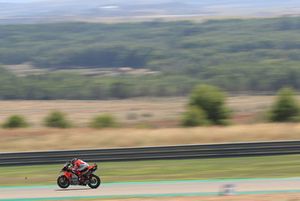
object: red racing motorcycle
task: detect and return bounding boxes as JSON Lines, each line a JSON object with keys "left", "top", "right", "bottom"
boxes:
{"left": 57, "top": 162, "right": 101, "bottom": 189}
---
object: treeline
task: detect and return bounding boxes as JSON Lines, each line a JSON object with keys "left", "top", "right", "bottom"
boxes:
{"left": 0, "top": 68, "right": 197, "bottom": 99}
{"left": 2, "top": 65, "right": 300, "bottom": 99}
{"left": 0, "top": 17, "right": 299, "bottom": 70}
{"left": 0, "top": 17, "right": 300, "bottom": 70}
{"left": 0, "top": 17, "right": 300, "bottom": 98}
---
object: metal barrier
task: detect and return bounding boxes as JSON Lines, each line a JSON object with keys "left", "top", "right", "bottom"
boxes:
{"left": 1, "top": 140, "right": 300, "bottom": 166}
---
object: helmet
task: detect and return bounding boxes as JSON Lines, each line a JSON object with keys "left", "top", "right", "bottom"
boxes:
{"left": 71, "top": 158, "right": 78, "bottom": 165}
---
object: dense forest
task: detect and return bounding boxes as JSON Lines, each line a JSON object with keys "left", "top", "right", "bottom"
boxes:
{"left": 0, "top": 17, "right": 300, "bottom": 99}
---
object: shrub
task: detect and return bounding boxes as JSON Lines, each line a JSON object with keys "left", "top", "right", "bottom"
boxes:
{"left": 141, "top": 113, "right": 153, "bottom": 118}
{"left": 44, "top": 111, "right": 71, "bottom": 128}
{"left": 269, "top": 87, "right": 300, "bottom": 122}
{"left": 188, "top": 84, "right": 231, "bottom": 125}
{"left": 182, "top": 107, "right": 209, "bottom": 127}
{"left": 90, "top": 114, "right": 117, "bottom": 128}
{"left": 2, "top": 115, "right": 28, "bottom": 128}
{"left": 126, "top": 112, "right": 138, "bottom": 120}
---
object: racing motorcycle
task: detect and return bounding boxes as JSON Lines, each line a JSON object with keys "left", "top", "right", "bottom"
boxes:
{"left": 57, "top": 162, "right": 101, "bottom": 189}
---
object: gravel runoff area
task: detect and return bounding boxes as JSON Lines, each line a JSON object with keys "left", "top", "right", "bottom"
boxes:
{"left": 2, "top": 178, "right": 300, "bottom": 200}
{"left": 94, "top": 194, "right": 300, "bottom": 201}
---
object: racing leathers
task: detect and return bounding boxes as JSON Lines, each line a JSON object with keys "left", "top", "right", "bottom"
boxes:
{"left": 71, "top": 159, "right": 89, "bottom": 178}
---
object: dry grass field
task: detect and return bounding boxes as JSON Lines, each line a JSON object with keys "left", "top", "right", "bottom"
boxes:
{"left": 1, "top": 96, "right": 299, "bottom": 152}
{"left": 0, "top": 97, "right": 186, "bottom": 128}
{"left": 0, "top": 96, "right": 278, "bottom": 128}
{"left": 1, "top": 123, "right": 300, "bottom": 152}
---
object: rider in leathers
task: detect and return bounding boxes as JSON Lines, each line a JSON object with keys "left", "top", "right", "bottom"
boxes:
{"left": 70, "top": 158, "right": 89, "bottom": 182}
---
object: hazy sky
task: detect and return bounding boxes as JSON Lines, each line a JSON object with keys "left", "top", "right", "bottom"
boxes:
{"left": 0, "top": 0, "right": 41, "bottom": 2}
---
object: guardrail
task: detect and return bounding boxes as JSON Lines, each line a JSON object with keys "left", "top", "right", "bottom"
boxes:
{"left": 1, "top": 140, "right": 300, "bottom": 166}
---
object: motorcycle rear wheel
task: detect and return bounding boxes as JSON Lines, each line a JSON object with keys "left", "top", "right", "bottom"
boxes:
{"left": 88, "top": 174, "right": 101, "bottom": 189}
{"left": 57, "top": 175, "right": 70, "bottom": 188}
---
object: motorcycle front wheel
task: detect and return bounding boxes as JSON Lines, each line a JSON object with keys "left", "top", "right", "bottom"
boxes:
{"left": 57, "top": 175, "right": 70, "bottom": 188}
{"left": 88, "top": 174, "right": 101, "bottom": 189}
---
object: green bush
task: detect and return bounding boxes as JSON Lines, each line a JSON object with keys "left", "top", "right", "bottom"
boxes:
{"left": 44, "top": 111, "right": 71, "bottom": 128}
{"left": 182, "top": 107, "right": 209, "bottom": 127}
{"left": 90, "top": 114, "right": 117, "bottom": 128}
{"left": 269, "top": 87, "right": 300, "bottom": 122}
{"left": 126, "top": 112, "right": 138, "bottom": 120}
{"left": 2, "top": 115, "right": 28, "bottom": 128}
{"left": 141, "top": 113, "right": 153, "bottom": 118}
{"left": 187, "top": 84, "right": 231, "bottom": 125}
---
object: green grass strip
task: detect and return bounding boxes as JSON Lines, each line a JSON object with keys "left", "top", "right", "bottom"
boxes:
{"left": 2, "top": 154, "right": 300, "bottom": 187}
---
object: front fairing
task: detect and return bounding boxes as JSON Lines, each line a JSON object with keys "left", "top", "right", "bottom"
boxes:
{"left": 61, "top": 162, "right": 72, "bottom": 171}
{"left": 60, "top": 162, "right": 74, "bottom": 179}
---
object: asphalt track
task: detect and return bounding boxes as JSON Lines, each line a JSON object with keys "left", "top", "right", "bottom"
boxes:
{"left": 1, "top": 178, "right": 300, "bottom": 201}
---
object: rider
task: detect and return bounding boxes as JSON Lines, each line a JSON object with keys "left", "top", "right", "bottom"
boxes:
{"left": 70, "top": 158, "right": 89, "bottom": 179}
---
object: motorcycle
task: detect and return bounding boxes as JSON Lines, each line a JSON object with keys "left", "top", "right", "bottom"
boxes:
{"left": 57, "top": 162, "right": 101, "bottom": 189}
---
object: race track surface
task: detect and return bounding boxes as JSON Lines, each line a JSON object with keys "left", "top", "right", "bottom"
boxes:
{"left": 1, "top": 178, "right": 300, "bottom": 200}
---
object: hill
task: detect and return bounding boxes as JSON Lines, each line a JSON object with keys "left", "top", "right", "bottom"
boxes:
{"left": 0, "top": 17, "right": 300, "bottom": 99}
{"left": 0, "top": 0, "right": 299, "bottom": 24}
